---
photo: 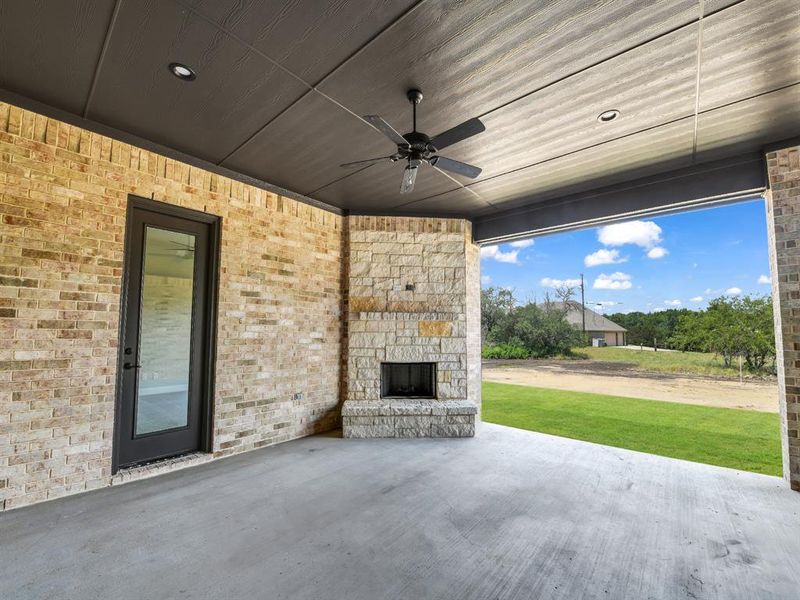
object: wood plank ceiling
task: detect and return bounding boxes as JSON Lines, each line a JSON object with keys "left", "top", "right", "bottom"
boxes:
{"left": 0, "top": 0, "right": 797, "bottom": 217}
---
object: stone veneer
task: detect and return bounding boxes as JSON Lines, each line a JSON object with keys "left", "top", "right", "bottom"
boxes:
{"left": 342, "top": 216, "right": 480, "bottom": 438}
{"left": 765, "top": 144, "right": 800, "bottom": 491}
{"left": 0, "top": 102, "right": 345, "bottom": 510}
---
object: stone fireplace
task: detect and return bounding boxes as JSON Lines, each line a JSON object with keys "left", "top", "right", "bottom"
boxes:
{"left": 341, "top": 216, "right": 481, "bottom": 438}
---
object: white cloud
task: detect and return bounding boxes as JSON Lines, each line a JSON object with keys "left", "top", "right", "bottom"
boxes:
{"left": 690, "top": 296, "right": 704, "bottom": 303}
{"left": 591, "top": 301, "right": 620, "bottom": 311}
{"left": 758, "top": 274, "right": 771, "bottom": 285}
{"left": 480, "top": 275, "right": 492, "bottom": 285}
{"left": 584, "top": 248, "right": 627, "bottom": 267}
{"left": 597, "top": 220, "right": 662, "bottom": 249}
{"left": 704, "top": 288, "right": 713, "bottom": 295}
{"left": 647, "top": 246, "right": 669, "bottom": 259}
{"left": 726, "top": 287, "right": 742, "bottom": 295}
{"left": 508, "top": 238, "right": 534, "bottom": 248}
{"left": 664, "top": 299, "right": 682, "bottom": 307}
{"left": 480, "top": 245, "right": 519, "bottom": 264}
{"left": 593, "top": 272, "right": 633, "bottom": 290}
{"left": 540, "top": 277, "right": 582, "bottom": 289}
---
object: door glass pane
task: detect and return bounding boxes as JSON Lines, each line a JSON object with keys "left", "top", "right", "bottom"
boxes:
{"left": 135, "top": 226, "right": 196, "bottom": 435}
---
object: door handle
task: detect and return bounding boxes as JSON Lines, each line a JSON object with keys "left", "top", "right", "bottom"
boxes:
{"left": 123, "top": 362, "right": 141, "bottom": 370}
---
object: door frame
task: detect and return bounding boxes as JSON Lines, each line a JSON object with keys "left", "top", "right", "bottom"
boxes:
{"left": 112, "top": 196, "right": 221, "bottom": 474}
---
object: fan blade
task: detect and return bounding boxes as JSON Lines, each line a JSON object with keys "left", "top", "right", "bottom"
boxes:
{"left": 431, "top": 156, "right": 482, "bottom": 179}
{"left": 340, "top": 156, "right": 394, "bottom": 169}
{"left": 363, "top": 115, "right": 408, "bottom": 147}
{"left": 400, "top": 164, "right": 419, "bottom": 194}
{"left": 430, "top": 117, "right": 485, "bottom": 151}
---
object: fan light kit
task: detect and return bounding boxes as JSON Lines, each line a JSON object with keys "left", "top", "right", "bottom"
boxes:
{"left": 597, "top": 109, "right": 620, "bottom": 123}
{"left": 169, "top": 62, "right": 196, "bottom": 81}
{"left": 342, "top": 89, "right": 486, "bottom": 194}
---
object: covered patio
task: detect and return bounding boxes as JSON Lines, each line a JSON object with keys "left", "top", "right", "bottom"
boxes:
{"left": 1, "top": 0, "right": 800, "bottom": 597}
{"left": 4, "top": 424, "right": 800, "bottom": 599}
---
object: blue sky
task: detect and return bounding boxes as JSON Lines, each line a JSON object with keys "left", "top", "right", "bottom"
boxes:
{"left": 479, "top": 198, "right": 772, "bottom": 314}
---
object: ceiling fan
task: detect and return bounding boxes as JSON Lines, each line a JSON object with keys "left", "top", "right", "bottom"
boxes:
{"left": 151, "top": 239, "right": 195, "bottom": 258}
{"left": 341, "top": 89, "right": 485, "bottom": 193}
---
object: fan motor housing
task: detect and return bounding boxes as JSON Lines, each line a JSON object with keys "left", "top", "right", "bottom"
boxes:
{"left": 402, "top": 131, "right": 434, "bottom": 154}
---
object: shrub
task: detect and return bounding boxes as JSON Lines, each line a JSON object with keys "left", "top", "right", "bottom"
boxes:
{"left": 482, "top": 344, "right": 530, "bottom": 359}
{"left": 489, "top": 301, "right": 581, "bottom": 358}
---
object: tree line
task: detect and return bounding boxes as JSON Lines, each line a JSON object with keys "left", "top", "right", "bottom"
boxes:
{"left": 483, "top": 286, "right": 776, "bottom": 373}
{"left": 607, "top": 295, "right": 774, "bottom": 371}
{"left": 605, "top": 309, "right": 689, "bottom": 350}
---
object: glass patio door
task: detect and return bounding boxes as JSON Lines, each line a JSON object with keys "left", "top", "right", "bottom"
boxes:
{"left": 115, "top": 198, "right": 217, "bottom": 469}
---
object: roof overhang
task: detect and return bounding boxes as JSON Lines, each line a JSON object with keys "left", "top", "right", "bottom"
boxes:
{"left": 0, "top": 0, "right": 796, "bottom": 236}
{"left": 473, "top": 151, "right": 768, "bottom": 243}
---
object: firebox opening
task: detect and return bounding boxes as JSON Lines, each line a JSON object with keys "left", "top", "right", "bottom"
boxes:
{"left": 381, "top": 362, "right": 437, "bottom": 399}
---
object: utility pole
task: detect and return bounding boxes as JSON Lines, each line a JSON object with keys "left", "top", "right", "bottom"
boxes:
{"left": 580, "top": 273, "right": 586, "bottom": 345}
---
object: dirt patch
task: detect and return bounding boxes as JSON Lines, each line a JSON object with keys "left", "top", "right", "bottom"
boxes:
{"left": 484, "top": 358, "right": 773, "bottom": 381}
{"left": 487, "top": 358, "right": 645, "bottom": 376}
{"left": 483, "top": 360, "right": 778, "bottom": 413}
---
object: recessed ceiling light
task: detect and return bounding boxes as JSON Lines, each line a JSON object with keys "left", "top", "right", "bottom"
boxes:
{"left": 168, "top": 62, "right": 196, "bottom": 81}
{"left": 597, "top": 109, "right": 620, "bottom": 123}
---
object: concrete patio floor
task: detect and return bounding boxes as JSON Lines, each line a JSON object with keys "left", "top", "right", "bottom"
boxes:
{"left": 2, "top": 424, "right": 799, "bottom": 600}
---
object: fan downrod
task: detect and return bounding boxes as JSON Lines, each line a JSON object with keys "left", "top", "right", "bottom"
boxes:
{"left": 407, "top": 89, "right": 423, "bottom": 134}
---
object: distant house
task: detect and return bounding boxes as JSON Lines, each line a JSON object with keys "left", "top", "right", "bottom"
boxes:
{"left": 561, "top": 302, "right": 627, "bottom": 346}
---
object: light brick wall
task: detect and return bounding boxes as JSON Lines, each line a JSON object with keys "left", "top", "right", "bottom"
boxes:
{"left": 765, "top": 144, "right": 800, "bottom": 491}
{"left": 0, "top": 102, "right": 345, "bottom": 510}
{"left": 345, "top": 216, "right": 479, "bottom": 406}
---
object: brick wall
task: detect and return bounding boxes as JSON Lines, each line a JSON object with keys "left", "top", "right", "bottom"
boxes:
{"left": 0, "top": 102, "right": 345, "bottom": 510}
{"left": 765, "top": 144, "right": 800, "bottom": 490}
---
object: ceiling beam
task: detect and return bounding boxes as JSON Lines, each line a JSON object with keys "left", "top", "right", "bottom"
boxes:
{"left": 472, "top": 152, "right": 767, "bottom": 244}
{"left": 82, "top": 0, "right": 123, "bottom": 118}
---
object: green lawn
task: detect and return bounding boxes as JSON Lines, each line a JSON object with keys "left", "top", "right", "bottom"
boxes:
{"left": 568, "top": 346, "right": 772, "bottom": 379}
{"left": 482, "top": 381, "right": 782, "bottom": 476}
